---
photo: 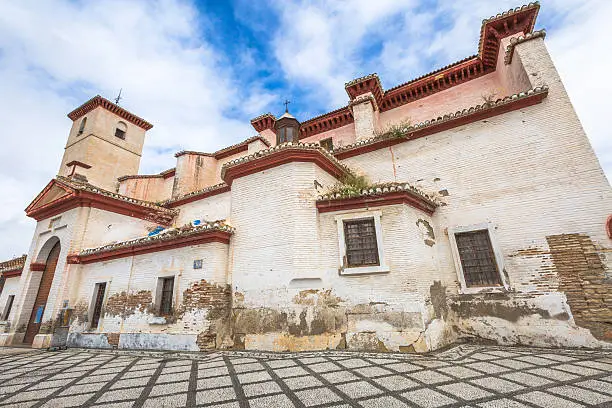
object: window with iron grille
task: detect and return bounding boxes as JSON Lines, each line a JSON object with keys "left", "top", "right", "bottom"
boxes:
{"left": 343, "top": 218, "right": 379, "bottom": 267}
{"left": 159, "top": 277, "right": 174, "bottom": 315}
{"left": 454, "top": 229, "right": 501, "bottom": 287}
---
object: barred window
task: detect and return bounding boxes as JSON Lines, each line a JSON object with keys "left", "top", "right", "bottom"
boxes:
{"left": 455, "top": 230, "right": 501, "bottom": 287}
{"left": 159, "top": 277, "right": 174, "bottom": 315}
{"left": 343, "top": 218, "right": 379, "bottom": 267}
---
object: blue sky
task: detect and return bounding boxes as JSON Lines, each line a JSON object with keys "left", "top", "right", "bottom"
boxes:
{"left": 0, "top": 0, "right": 610, "bottom": 259}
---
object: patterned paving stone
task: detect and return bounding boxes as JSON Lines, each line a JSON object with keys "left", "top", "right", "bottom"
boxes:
{"left": 242, "top": 380, "right": 282, "bottom": 397}
{"left": 409, "top": 370, "right": 454, "bottom": 384}
{"left": 294, "top": 387, "right": 342, "bottom": 406}
{"left": 0, "top": 345, "right": 611, "bottom": 407}
{"left": 438, "top": 382, "right": 493, "bottom": 400}
{"left": 282, "top": 375, "right": 324, "bottom": 390}
{"left": 402, "top": 388, "right": 457, "bottom": 407}
{"left": 547, "top": 385, "right": 612, "bottom": 405}
{"left": 39, "top": 392, "right": 96, "bottom": 407}
{"left": 336, "top": 380, "right": 384, "bottom": 399}
{"left": 359, "top": 395, "right": 410, "bottom": 407}
{"left": 195, "top": 386, "right": 236, "bottom": 405}
{"left": 249, "top": 393, "right": 295, "bottom": 408}
{"left": 515, "top": 390, "right": 585, "bottom": 408}
{"left": 372, "top": 375, "right": 420, "bottom": 391}
{"left": 196, "top": 375, "right": 233, "bottom": 389}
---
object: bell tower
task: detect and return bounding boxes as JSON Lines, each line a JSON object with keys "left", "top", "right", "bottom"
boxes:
{"left": 58, "top": 95, "right": 153, "bottom": 191}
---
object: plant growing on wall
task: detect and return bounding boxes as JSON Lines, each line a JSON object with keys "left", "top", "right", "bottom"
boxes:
{"left": 374, "top": 119, "right": 412, "bottom": 139}
{"left": 481, "top": 91, "right": 498, "bottom": 106}
{"left": 327, "top": 173, "right": 372, "bottom": 198}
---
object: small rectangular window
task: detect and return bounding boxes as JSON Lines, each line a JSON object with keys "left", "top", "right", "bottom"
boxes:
{"left": 320, "top": 138, "right": 333, "bottom": 151}
{"left": 114, "top": 128, "right": 126, "bottom": 140}
{"left": 343, "top": 218, "right": 380, "bottom": 267}
{"left": 454, "top": 230, "right": 501, "bottom": 287}
{"left": 91, "top": 282, "right": 106, "bottom": 329}
{"left": 2, "top": 295, "right": 15, "bottom": 320}
{"left": 159, "top": 277, "right": 174, "bottom": 315}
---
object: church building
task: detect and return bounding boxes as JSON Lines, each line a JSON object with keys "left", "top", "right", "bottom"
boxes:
{"left": 1, "top": 3, "right": 611, "bottom": 353}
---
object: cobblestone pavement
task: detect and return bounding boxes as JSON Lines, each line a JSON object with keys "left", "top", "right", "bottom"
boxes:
{"left": 0, "top": 345, "right": 611, "bottom": 407}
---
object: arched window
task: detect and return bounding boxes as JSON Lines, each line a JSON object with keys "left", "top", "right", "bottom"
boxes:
{"left": 115, "top": 121, "right": 127, "bottom": 140}
{"left": 77, "top": 117, "right": 87, "bottom": 135}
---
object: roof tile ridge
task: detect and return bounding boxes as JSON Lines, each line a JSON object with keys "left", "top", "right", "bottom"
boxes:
{"left": 0, "top": 254, "right": 27, "bottom": 272}
{"left": 504, "top": 29, "right": 547, "bottom": 64}
{"left": 161, "top": 182, "right": 229, "bottom": 206}
{"left": 221, "top": 141, "right": 354, "bottom": 175}
{"left": 334, "top": 86, "right": 549, "bottom": 154}
{"left": 175, "top": 135, "right": 271, "bottom": 159}
{"left": 78, "top": 220, "right": 235, "bottom": 256}
{"left": 317, "top": 181, "right": 439, "bottom": 206}
{"left": 56, "top": 176, "right": 177, "bottom": 214}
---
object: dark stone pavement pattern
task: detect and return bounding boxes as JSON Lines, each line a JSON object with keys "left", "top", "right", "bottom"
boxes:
{"left": 0, "top": 345, "right": 611, "bottom": 407}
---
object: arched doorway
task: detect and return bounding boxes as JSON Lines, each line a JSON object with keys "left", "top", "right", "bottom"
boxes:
{"left": 23, "top": 241, "right": 61, "bottom": 344}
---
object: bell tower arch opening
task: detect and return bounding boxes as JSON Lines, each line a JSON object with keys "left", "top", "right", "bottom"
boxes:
{"left": 23, "top": 238, "right": 61, "bottom": 344}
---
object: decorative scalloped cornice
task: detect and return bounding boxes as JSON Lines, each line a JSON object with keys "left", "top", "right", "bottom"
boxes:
{"left": 334, "top": 86, "right": 549, "bottom": 159}
{"left": 0, "top": 255, "right": 26, "bottom": 274}
{"left": 69, "top": 221, "right": 234, "bottom": 264}
{"left": 117, "top": 168, "right": 176, "bottom": 182}
{"left": 67, "top": 95, "right": 153, "bottom": 130}
{"left": 26, "top": 176, "right": 177, "bottom": 225}
{"left": 162, "top": 182, "right": 230, "bottom": 208}
{"left": 221, "top": 142, "right": 353, "bottom": 184}
{"left": 56, "top": 177, "right": 175, "bottom": 215}
{"left": 175, "top": 135, "right": 270, "bottom": 159}
{"left": 318, "top": 182, "right": 436, "bottom": 204}
{"left": 504, "top": 29, "right": 547, "bottom": 64}
{"left": 317, "top": 183, "right": 438, "bottom": 215}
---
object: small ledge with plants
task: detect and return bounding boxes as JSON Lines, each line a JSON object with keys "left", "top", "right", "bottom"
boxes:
{"left": 316, "top": 174, "right": 438, "bottom": 215}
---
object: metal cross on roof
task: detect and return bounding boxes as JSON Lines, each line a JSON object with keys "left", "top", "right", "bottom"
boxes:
{"left": 283, "top": 99, "right": 290, "bottom": 112}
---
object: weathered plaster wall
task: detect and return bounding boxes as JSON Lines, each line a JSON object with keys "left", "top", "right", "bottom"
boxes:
{"left": 80, "top": 208, "right": 157, "bottom": 250}
{"left": 67, "top": 242, "right": 230, "bottom": 351}
{"left": 173, "top": 154, "right": 217, "bottom": 198}
{"left": 117, "top": 176, "right": 173, "bottom": 202}
{"left": 0, "top": 277, "right": 21, "bottom": 326}
{"left": 174, "top": 191, "right": 231, "bottom": 225}
{"left": 229, "top": 162, "right": 345, "bottom": 351}
{"left": 301, "top": 123, "right": 356, "bottom": 150}
{"left": 340, "top": 36, "right": 612, "bottom": 348}
{"left": 316, "top": 204, "right": 446, "bottom": 352}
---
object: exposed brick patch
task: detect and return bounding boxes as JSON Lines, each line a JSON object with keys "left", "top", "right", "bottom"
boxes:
{"left": 547, "top": 234, "right": 612, "bottom": 341}
{"left": 196, "top": 332, "right": 216, "bottom": 349}
{"left": 104, "top": 332, "right": 120, "bottom": 347}
{"left": 180, "top": 280, "right": 232, "bottom": 350}
{"left": 105, "top": 290, "right": 152, "bottom": 318}
{"left": 181, "top": 279, "right": 231, "bottom": 318}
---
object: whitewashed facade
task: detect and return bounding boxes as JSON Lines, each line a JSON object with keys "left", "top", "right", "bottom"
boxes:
{"left": 1, "top": 3, "right": 611, "bottom": 353}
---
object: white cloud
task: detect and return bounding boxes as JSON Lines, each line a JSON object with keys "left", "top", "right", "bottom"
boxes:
{"left": 0, "top": 0, "right": 268, "bottom": 259}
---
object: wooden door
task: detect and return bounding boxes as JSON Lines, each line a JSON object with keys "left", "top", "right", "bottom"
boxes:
{"left": 23, "top": 242, "right": 61, "bottom": 344}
